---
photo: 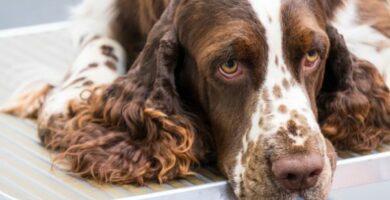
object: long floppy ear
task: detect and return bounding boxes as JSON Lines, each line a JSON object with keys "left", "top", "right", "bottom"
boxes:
{"left": 50, "top": 0, "right": 211, "bottom": 184}
{"left": 317, "top": 26, "right": 390, "bottom": 152}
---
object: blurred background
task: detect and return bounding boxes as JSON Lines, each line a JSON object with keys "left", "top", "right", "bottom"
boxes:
{"left": 0, "top": 0, "right": 80, "bottom": 29}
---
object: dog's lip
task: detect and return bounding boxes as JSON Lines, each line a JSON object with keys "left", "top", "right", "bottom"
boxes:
{"left": 283, "top": 187, "right": 308, "bottom": 193}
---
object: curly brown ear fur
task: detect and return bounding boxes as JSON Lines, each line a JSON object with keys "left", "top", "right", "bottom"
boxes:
{"left": 41, "top": 0, "right": 211, "bottom": 184}
{"left": 318, "top": 26, "right": 390, "bottom": 152}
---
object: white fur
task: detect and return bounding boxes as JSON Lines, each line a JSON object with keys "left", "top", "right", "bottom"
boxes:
{"left": 70, "top": 0, "right": 118, "bottom": 48}
{"left": 40, "top": 38, "right": 125, "bottom": 123}
{"left": 70, "top": 36, "right": 126, "bottom": 75}
{"left": 332, "top": 0, "right": 390, "bottom": 85}
{"left": 39, "top": 0, "right": 125, "bottom": 123}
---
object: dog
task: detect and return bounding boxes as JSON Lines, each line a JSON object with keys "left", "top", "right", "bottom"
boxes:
{"left": 2, "top": 0, "right": 390, "bottom": 199}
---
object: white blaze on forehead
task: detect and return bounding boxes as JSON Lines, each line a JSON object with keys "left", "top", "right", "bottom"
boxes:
{"left": 249, "top": 0, "right": 283, "bottom": 65}
{"left": 232, "top": 0, "right": 321, "bottom": 195}
{"left": 246, "top": 0, "right": 320, "bottom": 143}
{"left": 246, "top": 0, "right": 283, "bottom": 141}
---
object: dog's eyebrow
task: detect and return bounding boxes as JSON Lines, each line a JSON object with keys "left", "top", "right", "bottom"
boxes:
{"left": 203, "top": 35, "right": 264, "bottom": 63}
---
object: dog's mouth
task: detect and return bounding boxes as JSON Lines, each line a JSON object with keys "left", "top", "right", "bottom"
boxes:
{"left": 266, "top": 171, "right": 332, "bottom": 200}
{"left": 265, "top": 170, "right": 333, "bottom": 200}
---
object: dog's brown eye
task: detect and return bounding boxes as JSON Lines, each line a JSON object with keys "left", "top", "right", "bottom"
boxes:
{"left": 221, "top": 60, "right": 238, "bottom": 74}
{"left": 302, "top": 50, "right": 320, "bottom": 71}
{"left": 219, "top": 60, "right": 242, "bottom": 78}
{"left": 304, "top": 50, "right": 319, "bottom": 64}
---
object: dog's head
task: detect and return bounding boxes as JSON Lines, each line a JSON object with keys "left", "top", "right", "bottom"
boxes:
{"left": 107, "top": 0, "right": 389, "bottom": 199}
{"left": 171, "top": 1, "right": 339, "bottom": 198}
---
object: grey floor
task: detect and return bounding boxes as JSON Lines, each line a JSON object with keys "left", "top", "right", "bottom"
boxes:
{"left": 0, "top": 1, "right": 389, "bottom": 200}
{"left": 0, "top": 0, "right": 80, "bottom": 29}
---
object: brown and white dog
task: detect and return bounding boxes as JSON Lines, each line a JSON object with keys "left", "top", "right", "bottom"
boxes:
{"left": 2, "top": 0, "right": 390, "bottom": 199}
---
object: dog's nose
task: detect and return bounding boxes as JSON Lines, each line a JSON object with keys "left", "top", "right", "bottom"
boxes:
{"left": 272, "top": 153, "right": 324, "bottom": 191}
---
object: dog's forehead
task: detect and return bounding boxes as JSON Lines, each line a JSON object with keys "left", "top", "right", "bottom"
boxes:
{"left": 247, "top": 0, "right": 284, "bottom": 66}
{"left": 246, "top": 0, "right": 313, "bottom": 33}
{"left": 247, "top": 0, "right": 325, "bottom": 31}
{"left": 244, "top": 0, "right": 322, "bottom": 145}
{"left": 248, "top": 0, "right": 283, "bottom": 22}
{"left": 176, "top": 0, "right": 318, "bottom": 55}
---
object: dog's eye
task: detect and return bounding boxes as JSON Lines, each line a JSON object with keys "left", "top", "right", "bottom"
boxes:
{"left": 219, "top": 60, "right": 242, "bottom": 78}
{"left": 302, "top": 50, "right": 320, "bottom": 71}
{"left": 306, "top": 50, "right": 319, "bottom": 62}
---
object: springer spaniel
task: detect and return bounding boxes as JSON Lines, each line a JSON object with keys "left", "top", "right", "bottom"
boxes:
{"left": 2, "top": 0, "right": 390, "bottom": 199}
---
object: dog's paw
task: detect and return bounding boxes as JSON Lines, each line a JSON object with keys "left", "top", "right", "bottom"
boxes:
{"left": 0, "top": 80, "right": 54, "bottom": 119}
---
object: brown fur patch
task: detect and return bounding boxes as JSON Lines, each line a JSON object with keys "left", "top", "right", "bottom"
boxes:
{"left": 79, "top": 63, "right": 99, "bottom": 74}
{"left": 83, "top": 80, "right": 94, "bottom": 87}
{"left": 293, "top": 111, "right": 308, "bottom": 127}
{"left": 278, "top": 105, "right": 288, "bottom": 113}
{"left": 113, "top": 0, "right": 169, "bottom": 67}
{"left": 101, "top": 45, "right": 119, "bottom": 61}
{"left": 102, "top": 45, "right": 114, "bottom": 53}
{"left": 105, "top": 61, "right": 117, "bottom": 71}
{"left": 63, "top": 77, "right": 86, "bottom": 90}
{"left": 89, "top": 63, "right": 99, "bottom": 68}
{"left": 258, "top": 117, "right": 264, "bottom": 127}
{"left": 287, "top": 120, "right": 299, "bottom": 136}
{"left": 273, "top": 85, "right": 282, "bottom": 98}
{"left": 282, "top": 78, "right": 290, "bottom": 90}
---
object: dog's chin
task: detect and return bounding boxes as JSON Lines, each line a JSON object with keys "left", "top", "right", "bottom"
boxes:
{"left": 299, "top": 189, "right": 329, "bottom": 200}
{"left": 294, "top": 174, "right": 333, "bottom": 200}
{"left": 277, "top": 185, "right": 330, "bottom": 200}
{"left": 242, "top": 192, "right": 323, "bottom": 200}
{"left": 236, "top": 183, "right": 331, "bottom": 200}
{"left": 264, "top": 187, "right": 330, "bottom": 200}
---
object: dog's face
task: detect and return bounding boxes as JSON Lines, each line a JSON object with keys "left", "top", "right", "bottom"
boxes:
{"left": 25, "top": 0, "right": 388, "bottom": 198}
{"left": 174, "top": 0, "right": 337, "bottom": 199}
